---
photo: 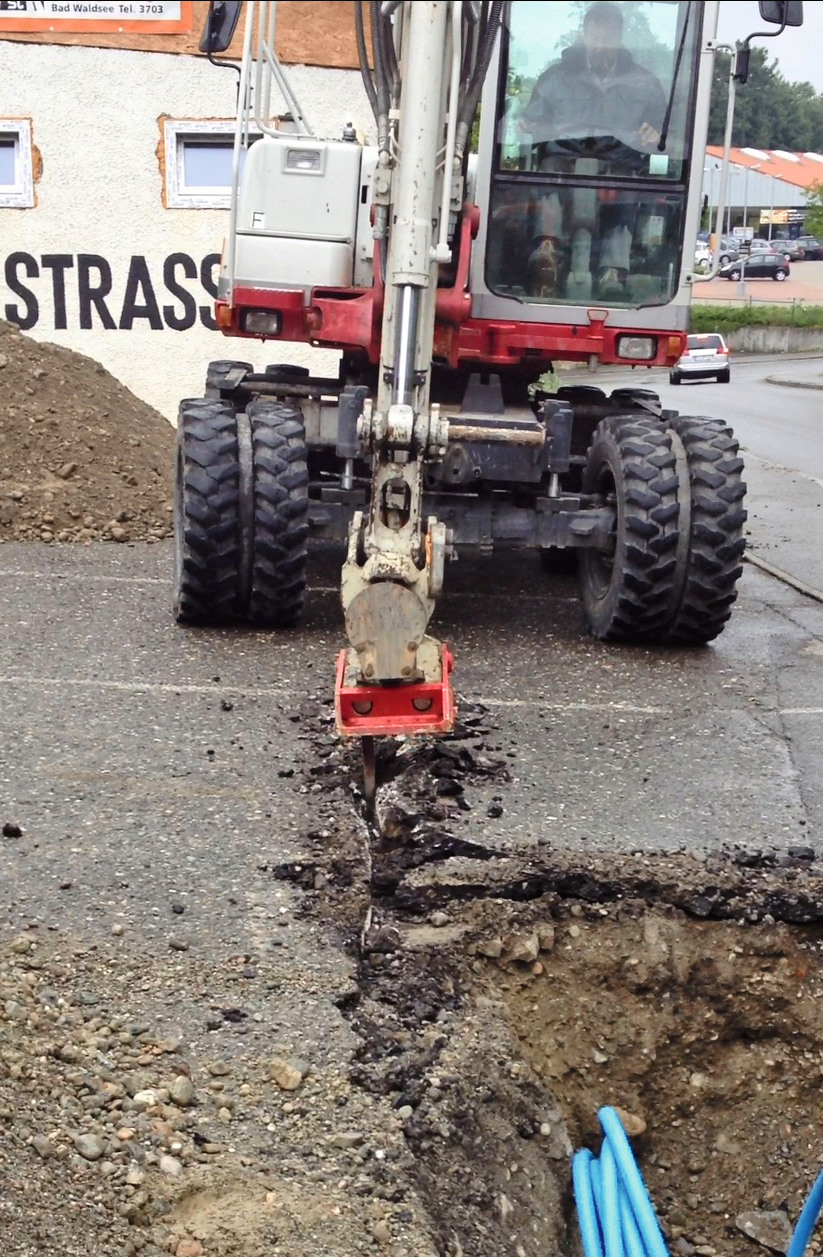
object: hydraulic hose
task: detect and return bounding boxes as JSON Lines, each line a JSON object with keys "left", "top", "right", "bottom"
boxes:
{"left": 354, "top": 1, "right": 378, "bottom": 118}
{"left": 370, "top": 0, "right": 392, "bottom": 154}
{"left": 455, "top": 0, "right": 504, "bottom": 159}
{"left": 574, "top": 1109, "right": 823, "bottom": 1257}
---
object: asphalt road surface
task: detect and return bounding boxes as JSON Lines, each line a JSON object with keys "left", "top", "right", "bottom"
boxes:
{"left": 1, "top": 354, "right": 820, "bottom": 955}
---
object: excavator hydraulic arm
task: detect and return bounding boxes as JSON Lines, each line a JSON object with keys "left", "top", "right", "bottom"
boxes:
{"left": 335, "top": 1, "right": 502, "bottom": 756}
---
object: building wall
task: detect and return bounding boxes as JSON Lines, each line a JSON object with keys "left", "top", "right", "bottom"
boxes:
{"left": 0, "top": 29, "right": 373, "bottom": 421}
{"left": 0, "top": 2, "right": 367, "bottom": 68}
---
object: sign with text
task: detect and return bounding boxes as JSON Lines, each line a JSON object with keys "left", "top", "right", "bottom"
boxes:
{"left": 3, "top": 250, "right": 220, "bottom": 333}
{"left": 0, "top": 2, "right": 192, "bottom": 34}
{"left": 760, "top": 208, "right": 804, "bottom": 225}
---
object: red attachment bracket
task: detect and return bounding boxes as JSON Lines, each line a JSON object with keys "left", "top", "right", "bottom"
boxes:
{"left": 335, "top": 645, "right": 455, "bottom": 739}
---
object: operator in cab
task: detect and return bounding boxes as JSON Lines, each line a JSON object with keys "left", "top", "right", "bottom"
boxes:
{"left": 519, "top": 1, "right": 666, "bottom": 161}
{"left": 519, "top": 1, "right": 667, "bottom": 300}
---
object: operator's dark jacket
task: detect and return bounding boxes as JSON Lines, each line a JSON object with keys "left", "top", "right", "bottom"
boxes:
{"left": 520, "top": 43, "right": 666, "bottom": 146}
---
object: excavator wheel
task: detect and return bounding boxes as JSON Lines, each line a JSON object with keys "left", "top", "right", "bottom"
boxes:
{"left": 659, "top": 416, "right": 746, "bottom": 645}
{"left": 579, "top": 414, "right": 682, "bottom": 642}
{"left": 244, "top": 399, "right": 309, "bottom": 628}
{"left": 174, "top": 398, "right": 243, "bottom": 624}
{"left": 204, "top": 359, "right": 253, "bottom": 399}
{"left": 173, "top": 397, "right": 309, "bottom": 628}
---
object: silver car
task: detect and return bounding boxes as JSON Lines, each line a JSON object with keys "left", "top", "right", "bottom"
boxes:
{"left": 670, "top": 332, "right": 731, "bottom": 385}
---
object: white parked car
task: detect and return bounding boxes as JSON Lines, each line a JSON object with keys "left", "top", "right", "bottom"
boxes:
{"left": 670, "top": 332, "right": 731, "bottom": 385}
{"left": 694, "top": 241, "right": 712, "bottom": 272}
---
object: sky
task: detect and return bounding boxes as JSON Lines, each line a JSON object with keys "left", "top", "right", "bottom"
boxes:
{"left": 717, "top": 1, "right": 823, "bottom": 91}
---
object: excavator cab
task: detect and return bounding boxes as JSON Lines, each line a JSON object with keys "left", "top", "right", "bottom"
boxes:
{"left": 478, "top": 0, "right": 702, "bottom": 328}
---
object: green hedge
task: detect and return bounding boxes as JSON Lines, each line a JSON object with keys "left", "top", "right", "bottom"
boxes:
{"left": 690, "top": 304, "right": 823, "bottom": 332}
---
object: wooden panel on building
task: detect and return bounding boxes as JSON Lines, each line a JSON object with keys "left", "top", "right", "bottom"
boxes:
{"left": 0, "top": 1, "right": 368, "bottom": 68}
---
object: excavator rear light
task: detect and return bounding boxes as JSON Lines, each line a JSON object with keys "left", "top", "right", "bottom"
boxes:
{"left": 285, "top": 147, "right": 323, "bottom": 172}
{"left": 616, "top": 335, "right": 657, "bottom": 361}
{"left": 242, "top": 310, "right": 282, "bottom": 335}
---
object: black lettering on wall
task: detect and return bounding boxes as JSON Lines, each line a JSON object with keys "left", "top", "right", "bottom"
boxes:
{"left": 78, "top": 255, "right": 116, "bottom": 330}
{"left": 2, "top": 251, "right": 232, "bottom": 334}
{"left": 199, "top": 253, "right": 221, "bottom": 331}
{"left": 163, "top": 253, "right": 197, "bottom": 331}
{"left": 4, "top": 252, "right": 39, "bottom": 331}
{"left": 42, "top": 255, "right": 74, "bottom": 331}
{"left": 119, "top": 256, "right": 163, "bottom": 331}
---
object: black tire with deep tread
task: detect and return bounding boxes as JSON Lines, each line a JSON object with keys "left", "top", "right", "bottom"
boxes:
{"left": 579, "top": 415, "right": 681, "bottom": 642}
{"left": 246, "top": 399, "right": 309, "bottom": 628}
{"left": 173, "top": 399, "right": 242, "bottom": 624}
{"left": 205, "top": 359, "right": 253, "bottom": 398}
{"left": 661, "top": 416, "right": 747, "bottom": 645}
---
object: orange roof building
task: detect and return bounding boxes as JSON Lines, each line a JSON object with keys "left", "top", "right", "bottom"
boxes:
{"left": 704, "top": 147, "right": 818, "bottom": 232}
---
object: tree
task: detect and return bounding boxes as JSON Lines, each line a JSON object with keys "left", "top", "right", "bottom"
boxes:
{"left": 708, "top": 47, "right": 823, "bottom": 150}
{"left": 802, "top": 183, "right": 823, "bottom": 238}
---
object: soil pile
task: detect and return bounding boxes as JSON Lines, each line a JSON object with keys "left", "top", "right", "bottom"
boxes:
{"left": 0, "top": 930, "right": 437, "bottom": 1257}
{"left": 0, "top": 320, "right": 174, "bottom": 543}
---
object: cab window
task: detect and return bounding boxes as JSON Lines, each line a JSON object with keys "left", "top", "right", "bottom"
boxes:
{"left": 486, "top": 1, "right": 702, "bottom": 308}
{"left": 498, "top": 0, "right": 700, "bottom": 180}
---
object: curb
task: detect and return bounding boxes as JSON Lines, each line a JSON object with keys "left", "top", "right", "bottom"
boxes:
{"left": 764, "top": 375, "right": 823, "bottom": 390}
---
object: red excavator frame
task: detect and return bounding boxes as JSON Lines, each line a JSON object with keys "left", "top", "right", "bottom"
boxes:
{"left": 216, "top": 204, "right": 686, "bottom": 373}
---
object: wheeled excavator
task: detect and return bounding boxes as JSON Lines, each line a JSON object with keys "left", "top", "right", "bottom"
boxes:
{"left": 173, "top": 0, "right": 803, "bottom": 798}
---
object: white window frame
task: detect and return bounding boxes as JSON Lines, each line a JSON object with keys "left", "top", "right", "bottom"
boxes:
{"left": 0, "top": 120, "right": 34, "bottom": 209}
{"left": 164, "top": 119, "right": 261, "bottom": 209}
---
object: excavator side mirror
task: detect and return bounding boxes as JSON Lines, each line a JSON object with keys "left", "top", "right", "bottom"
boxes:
{"left": 757, "top": 1, "right": 803, "bottom": 26}
{"left": 199, "top": 1, "right": 242, "bottom": 54}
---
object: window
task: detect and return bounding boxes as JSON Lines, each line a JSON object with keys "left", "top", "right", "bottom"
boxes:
{"left": 686, "top": 335, "right": 724, "bottom": 350}
{"left": 0, "top": 120, "right": 34, "bottom": 209}
{"left": 164, "top": 120, "right": 258, "bottom": 209}
{"left": 486, "top": 3, "right": 702, "bottom": 309}
{"left": 498, "top": 1, "right": 701, "bottom": 181}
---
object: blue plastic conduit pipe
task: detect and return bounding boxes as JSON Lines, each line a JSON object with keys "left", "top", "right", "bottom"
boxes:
{"left": 787, "top": 1171, "right": 823, "bottom": 1257}
{"left": 573, "top": 1108, "right": 823, "bottom": 1257}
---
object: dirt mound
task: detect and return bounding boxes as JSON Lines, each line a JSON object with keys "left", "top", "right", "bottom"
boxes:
{"left": 0, "top": 321, "right": 174, "bottom": 543}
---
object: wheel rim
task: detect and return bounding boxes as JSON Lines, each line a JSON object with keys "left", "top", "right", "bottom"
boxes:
{"left": 776, "top": 271, "right": 787, "bottom": 281}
